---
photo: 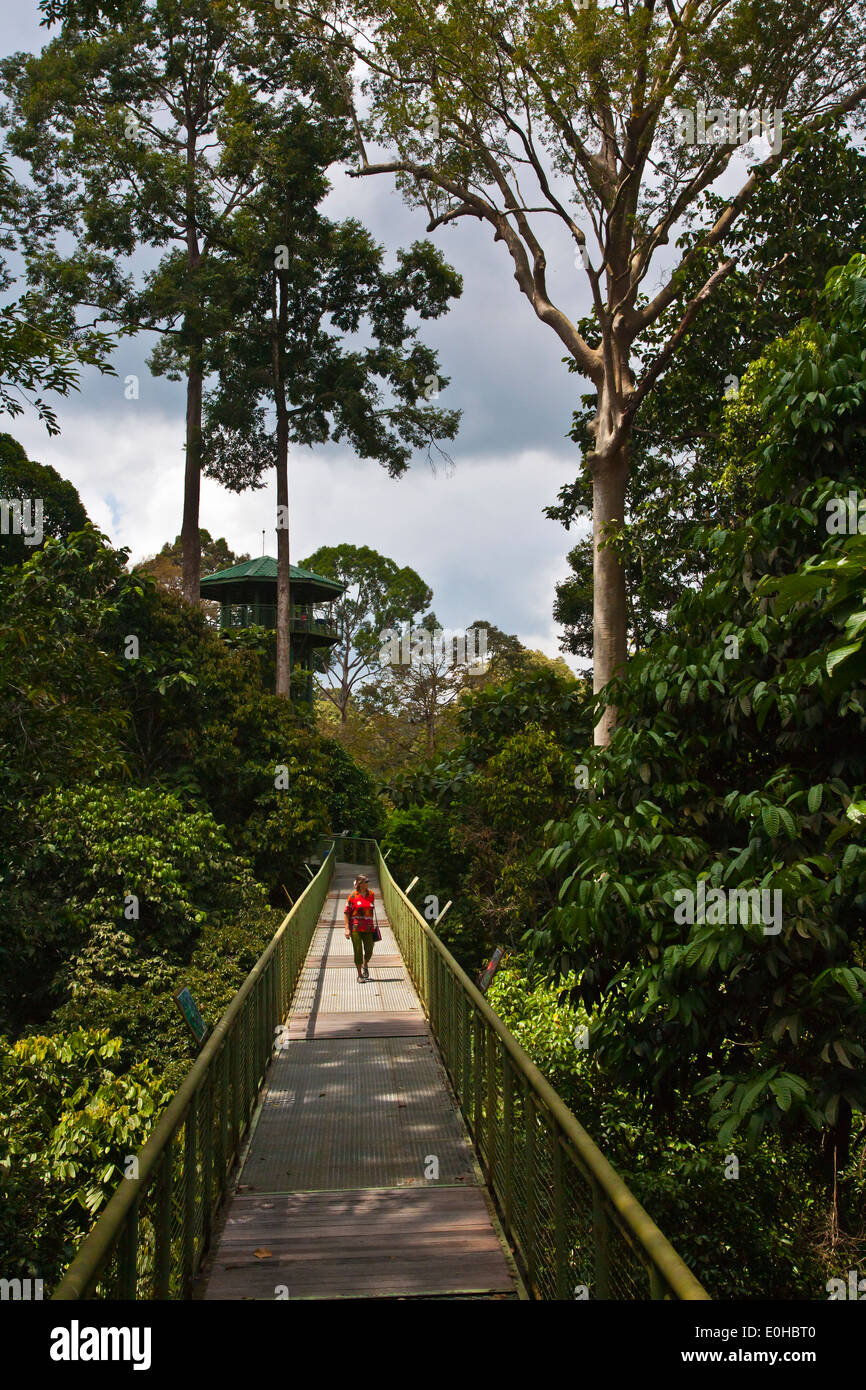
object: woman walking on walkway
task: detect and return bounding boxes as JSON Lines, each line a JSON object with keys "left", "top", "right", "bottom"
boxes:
{"left": 344, "top": 874, "right": 377, "bottom": 982}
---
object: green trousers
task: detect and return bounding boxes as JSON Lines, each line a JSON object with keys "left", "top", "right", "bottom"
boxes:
{"left": 350, "top": 930, "right": 375, "bottom": 969}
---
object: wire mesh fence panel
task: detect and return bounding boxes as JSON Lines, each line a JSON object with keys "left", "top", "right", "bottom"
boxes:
{"left": 528, "top": 1110, "right": 560, "bottom": 1299}
{"left": 563, "top": 1151, "right": 600, "bottom": 1298}
{"left": 606, "top": 1220, "right": 654, "bottom": 1300}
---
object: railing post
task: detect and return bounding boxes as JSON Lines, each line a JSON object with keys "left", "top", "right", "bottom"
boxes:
{"left": 254, "top": 971, "right": 262, "bottom": 1086}
{"left": 423, "top": 931, "right": 430, "bottom": 1009}
{"left": 244, "top": 993, "right": 253, "bottom": 1120}
{"left": 429, "top": 948, "right": 437, "bottom": 1034}
{"left": 259, "top": 960, "right": 268, "bottom": 1078}
{"left": 434, "top": 952, "right": 442, "bottom": 1038}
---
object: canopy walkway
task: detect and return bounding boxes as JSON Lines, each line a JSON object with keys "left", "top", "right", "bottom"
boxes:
{"left": 52, "top": 839, "right": 709, "bottom": 1302}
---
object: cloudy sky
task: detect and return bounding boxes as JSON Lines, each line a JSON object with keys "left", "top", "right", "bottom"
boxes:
{"left": 4, "top": 7, "right": 787, "bottom": 671}
{"left": 0, "top": 6, "right": 606, "bottom": 667}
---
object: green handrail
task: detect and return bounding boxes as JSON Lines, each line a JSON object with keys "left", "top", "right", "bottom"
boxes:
{"left": 362, "top": 838, "right": 709, "bottom": 1302}
{"left": 52, "top": 845, "right": 335, "bottom": 1300}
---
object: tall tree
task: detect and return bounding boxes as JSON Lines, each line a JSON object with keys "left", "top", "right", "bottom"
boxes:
{"left": 361, "top": 612, "right": 478, "bottom": 756}
{"left": 301, "top": 544, "right": 432, "bottom": 721}
{"left": 1, "top": 0, "right": 333, "bottom": 601}
{"left": 552, "top": 125, "right": 866, "bottom": 658}
{"left": 200, "top": 108, "right": 461, "bottom": 698}
{"left": 306, "top": 0, "right": 866, "bottom": 740}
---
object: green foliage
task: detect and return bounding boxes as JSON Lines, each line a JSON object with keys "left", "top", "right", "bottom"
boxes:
{"left": 455, "top": 666, "right": 591, "bottom": 762}
{"left": 136, "top": 529, "right": 251, "bottom": 596}
{"left": 0, "top": 434, "right": 89, "bottom": 566}
{"left": 39, "top": 780, "right": 265, "bottom": 953}
{"left": 0, "top": 526, "right": 133, "bottom": 809}
{"left": 50, "top": 907, "right": 280, "bottom": 1093}
{"left": 382, "top": 803, "right": 481, "bottom": 959}
{"left": 2, "top": 780, "right": 268, "bottom": 1034}
{"left": 532, "top": 258, "right": 866, "bottom": 1192}
{"left": 319, "top": 735, "right": 386, "bottom": 840}
{"left": 474, "top": 723, "right": 571, "bottom": 834}
{"left": 488, "top": 960, "right": 828, "bottom": 1298}
{"left": 0, "top": 1030, "right": 171, "bottom": 1284}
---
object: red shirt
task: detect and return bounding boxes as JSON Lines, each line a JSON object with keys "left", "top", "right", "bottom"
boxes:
{"left": 346, "top": 890, "right": 375, "bottom": 931}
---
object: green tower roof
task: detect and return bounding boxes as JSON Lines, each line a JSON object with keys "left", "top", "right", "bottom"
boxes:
{"left": 200, "top": 555, "right": 344, "bottom": 597}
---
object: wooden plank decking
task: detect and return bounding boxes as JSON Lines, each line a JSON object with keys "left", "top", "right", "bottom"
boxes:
{"left": 196, "top": 861, "right": 521, "bottom": 1300}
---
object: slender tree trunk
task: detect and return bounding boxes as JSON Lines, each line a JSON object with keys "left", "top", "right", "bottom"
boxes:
{"left": 426, "top": 668, "right": 437, "bottom": 755}
{"left": 589, "top": 441, "right": 629, "bottom": 746}
{"left": 181, "top": 347, "right": 203, "bottom": 603}
{"left": 181, "top": 125, "right": 203, "bottom": 605}
{"left": 275, "top": 423, "right": 291, "bottom": 699}
{"left": 588, "top": 331, "right": 634, "bottom": 744}
{"left": 340, "top": 643, "right": 350, "bottom": 723}
{"left": 273, "top": 271, "right": 291, "bottom": 699}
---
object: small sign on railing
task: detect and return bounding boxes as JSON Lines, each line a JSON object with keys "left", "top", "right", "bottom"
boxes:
{"left": 175, "top": 986, "right": 209, "bottom": 1048}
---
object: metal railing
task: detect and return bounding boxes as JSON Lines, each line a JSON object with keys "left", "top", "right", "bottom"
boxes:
{"left": 52, "top": 845, "right": 335, "bottom": 1300}
{"left": 218, "top": 603, "right": 337, "bottom": 637}
{"left": 367, "top": 839, "right": 709, "bottom": 1302}
{"left": 329, "top": 834, "right": 378, "bottom": 865}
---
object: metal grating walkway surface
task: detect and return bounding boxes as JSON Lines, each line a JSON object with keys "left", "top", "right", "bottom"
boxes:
{"left": 197, "top": 861, "right": 520, "bottom": 1300}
